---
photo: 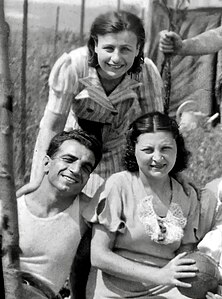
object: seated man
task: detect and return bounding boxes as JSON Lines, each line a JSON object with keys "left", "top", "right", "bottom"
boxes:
{"left": 1, "top": 130, "right": 102, "bottom": 298}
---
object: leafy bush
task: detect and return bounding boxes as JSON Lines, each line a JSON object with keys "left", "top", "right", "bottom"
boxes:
{"left": 183, "top": 124, "right": 222, "bottom": 188}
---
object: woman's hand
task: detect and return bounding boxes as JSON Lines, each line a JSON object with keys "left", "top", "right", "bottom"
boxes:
{"left": 206, "top": 292, "right": 222, "bottom": 299}
{"left": 158, "top": 252, "right": 197, "bottom": 287}
{"left": 159, "top": 30, "right": 183, "bottom": 54}
{"left": 16, "top": 176, "right": 43, "bottom": 197}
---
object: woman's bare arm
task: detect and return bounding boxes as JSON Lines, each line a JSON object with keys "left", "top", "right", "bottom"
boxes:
{"left": 91, "top": 224, "right": 197, "bottom": 287}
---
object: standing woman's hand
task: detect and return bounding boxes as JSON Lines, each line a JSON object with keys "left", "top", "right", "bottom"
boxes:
{"left": 158, "top": 252, "right": 197, "bottom": 287}
{"left": 16, "top": 175, "right": 44, "bottom": 197}
{"left": 159, "top": 30, "right": 183, "bottom": 54}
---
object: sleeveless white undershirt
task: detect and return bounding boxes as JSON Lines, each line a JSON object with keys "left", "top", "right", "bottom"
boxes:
{"left": 18, "top": 195, "right": 82, "bottom": 293}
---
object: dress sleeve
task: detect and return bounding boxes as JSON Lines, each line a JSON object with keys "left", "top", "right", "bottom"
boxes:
{"left": 181, "top": 187, "right": 200, "bottom": 245}
{"left": 138, "top": 57, "right": 164, "bottom": 113}
{"left": 83, "top": 176, "right": 126, "bottom": 233}
{"left": 43, "top": 52, "right": 79, "bottom": 118}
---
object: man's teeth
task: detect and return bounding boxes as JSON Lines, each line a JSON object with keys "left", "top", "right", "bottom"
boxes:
{"left": 64, "top": 176, "right": 77, "bottom": 182}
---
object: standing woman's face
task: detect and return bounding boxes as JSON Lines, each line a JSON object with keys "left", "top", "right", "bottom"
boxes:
{"left": 95, "top": 30, "right": 140, "bottom": 80}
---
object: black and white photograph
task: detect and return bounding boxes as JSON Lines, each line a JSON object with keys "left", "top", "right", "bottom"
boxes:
{"left": 2, "top": 0, "right": 222, "bottom": 298}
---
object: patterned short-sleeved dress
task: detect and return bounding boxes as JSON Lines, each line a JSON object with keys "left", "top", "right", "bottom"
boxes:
{"left": 83, "top": 171, "right": 200, "bottom": 298}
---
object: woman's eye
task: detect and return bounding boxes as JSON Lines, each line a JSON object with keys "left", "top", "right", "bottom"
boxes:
{"left": 143, "top": 148, "right": 153, "bottom": 154}
{"left": 121, "top": 47, "right": 131, "bottom": 53}
{"left": 104, "top": 46, "right": 113, "bottom": 52}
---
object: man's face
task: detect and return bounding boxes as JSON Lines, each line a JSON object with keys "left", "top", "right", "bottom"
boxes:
{"left": 44, "top": 140, "right": 96, "bottom": 197}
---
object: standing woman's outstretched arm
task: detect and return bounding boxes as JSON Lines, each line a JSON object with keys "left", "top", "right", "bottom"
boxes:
{"left": 16, "top": 53, "right": 76, "bottom": 196}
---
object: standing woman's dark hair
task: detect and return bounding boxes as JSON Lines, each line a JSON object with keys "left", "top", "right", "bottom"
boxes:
{"left": 123, "top": 111, "right": 190, "bottom": 175}
{"left": 88, "top": 10, "right": 145, "bottom": 75}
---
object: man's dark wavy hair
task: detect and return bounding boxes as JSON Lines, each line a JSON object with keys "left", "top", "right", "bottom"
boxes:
{"left": 46, "top": 130, "right": 103, "bottom": 170}
{"left": 87, "top": 10, "right": 145, "bottom": 75}
{"left": 123, "top": 112, "right": 190, "bottom": 176}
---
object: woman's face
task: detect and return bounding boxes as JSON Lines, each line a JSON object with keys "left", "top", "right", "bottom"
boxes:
{"left": 135, "top": 131, "right": 177, "bottom": 181}
{"left": 95, "top": 30, "right": 139, "bottom": 80}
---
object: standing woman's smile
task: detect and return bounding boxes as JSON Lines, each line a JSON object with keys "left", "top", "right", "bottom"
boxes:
{"left": 95, "top": 31, "right": 139, "bottom": 80}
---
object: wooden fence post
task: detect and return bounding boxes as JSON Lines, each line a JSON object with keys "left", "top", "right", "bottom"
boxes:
{"left": 19, "top": 0, "right": 28, "bottom": 183}
{"left": 53, "top": 6, "right": 60, "bottom": 62}
{"left": 79, "top": 0, "right": 85, "bottom": 46}
{"left": 0, "top": 0, "right": 23, "bottom": 298}
{"left": 117, "top": 0, "right": 121, "bottom": 12}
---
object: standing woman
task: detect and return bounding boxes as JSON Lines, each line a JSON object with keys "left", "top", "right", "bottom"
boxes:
{"left": 84, "top": 112, "right": 199, "bottom": 299}
{"left": 17, "top": 10, "right": 163, "bottom": 197}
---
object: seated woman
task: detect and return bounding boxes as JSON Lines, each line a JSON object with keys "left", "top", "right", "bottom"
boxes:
{"left": 83, "top": 111, "right": 199, "bottom": 299}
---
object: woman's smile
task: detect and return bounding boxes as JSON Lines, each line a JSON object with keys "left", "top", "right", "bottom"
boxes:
{"left": 106, "top": 63, "right": 124, "bottom": 69}
{"left": 135, "top": 131, "right": 177, "bottom": 181}
{"left": 150, "top": 163, "right": 166, "bottom": 170}
{"left": 95, "top": 31, "right": 139, "bottom": 80}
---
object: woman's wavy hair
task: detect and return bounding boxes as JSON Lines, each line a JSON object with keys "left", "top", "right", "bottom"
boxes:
{"left": 87, "top": 10, "right": 145, "bottom": 75}
{"left": 123, "top": 112, "right": 190, "bottom": 176}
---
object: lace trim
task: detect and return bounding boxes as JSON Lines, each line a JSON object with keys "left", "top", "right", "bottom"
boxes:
{"left": 138, "top": 195, "right": 187, "bottom": 244}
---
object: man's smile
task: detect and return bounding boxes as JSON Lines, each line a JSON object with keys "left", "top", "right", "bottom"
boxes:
{"left": 61, "top": 174, "right": 80, "bottom": 184}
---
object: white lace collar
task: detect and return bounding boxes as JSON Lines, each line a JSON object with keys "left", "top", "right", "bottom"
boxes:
{"left": 136, "top": 177, "right": 187, "bottom": 244}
